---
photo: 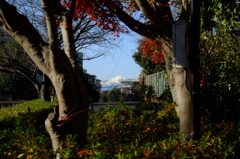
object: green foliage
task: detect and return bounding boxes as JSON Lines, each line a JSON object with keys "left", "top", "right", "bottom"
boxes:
{"left": 137, "top": 84, "right": 158, "bottom": 110}
{"left": 100, "top": 84, "right": 141, "bottom": 102}
{"left": 1, "top": 100, "right": 240, "bottom": 158}
{"left": 107, "top": 88, "right": 121, "bottom": 102}
{"left": 0, "top": 99, "right": 57, "bottom": 158}
{"left": 80, "top": 104, "right": 239, "bottom": 158}
{"left": 0, "top": 99, "right": 57, "bottom": 120}
{"left": 84, "top": 103, "right": 179, "bottom": 158}
{"left": 132, "top": 50, "right": 165, "bottom": 75}
{"left": 0, "top": 73, "right": 38, "bottom": 100}
{"left": 201, "top": 0, "right": 240, "bottom": 31}
{"left": 100, "top": 88, "right": 122, "bottom": 102}
{"left": 0, "top": 37, "right": 39, "bottom": 100}
{"left": 200, "top": 24, "right": 240, "bottom": 122}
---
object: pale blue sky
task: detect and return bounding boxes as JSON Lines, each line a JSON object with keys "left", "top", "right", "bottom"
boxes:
{"left": 82, "top": 2, "right": 178, "bottom": 82}
{"left": 83, "top": 31, "right": 142, "bottom": 82}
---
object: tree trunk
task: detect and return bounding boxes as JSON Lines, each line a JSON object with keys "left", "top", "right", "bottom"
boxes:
{"left": 102, "top": 0, "right": 195, "bottom": 141}
{"left": 44, "top": 52, "right": 89, "bottom": 158}
{"left": 0, "top": 1, "right": 89, "bottom": 158}
{"left": 40, "top": 0, "right": 89, "bottom": 157}
{"left": 161, "top": 38, "right": 193, "bottom": 139}
{"left": 172, "top": 67, "right": 192, "bottom": 139}
{"left": 40, "top": 74, "right": 51, "bottom": 101}
{"left": 45, "top": 106, "right": 64, "bottom": 159}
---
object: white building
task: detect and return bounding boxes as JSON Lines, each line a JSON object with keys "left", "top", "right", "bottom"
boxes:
{"left": 119, "top": 79, "right": 138, "bottom": 94}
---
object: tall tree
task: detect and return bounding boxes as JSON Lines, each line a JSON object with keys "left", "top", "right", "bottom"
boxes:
{"left": 81, "top": 0, "right": 194, "bottom": 139}
{"left": 200, "top": 18, "right": 240, "bottom": 122}
{"left": 133, "top": 37, "right": 165, "bottom": 75}
{"left": 125, "top": 0, "right": 239, "bottom": 139}
{"left": 201, "top": 0, "right": 240, "bottom": 31}
{"left": 0, "top": 0, "right": 117, "bottom": 101}
{"left": 0, "top": 0, "right": 124, "bottom": 158}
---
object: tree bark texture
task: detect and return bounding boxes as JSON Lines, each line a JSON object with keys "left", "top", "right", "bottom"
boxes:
{"left": 172, "top": 67, "right": 192, "bottom": 139}
{"left": 105, "top": 0, "right": 194, "bottom": 139}
{"left": 45, "top": 106, "right": 63, "bottom": 159}
{"left": 0, "top": 1, "right": 89, "bottom": 158}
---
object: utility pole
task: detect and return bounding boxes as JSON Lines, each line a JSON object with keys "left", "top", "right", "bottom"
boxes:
{"left": 189, "top": 0, "right": 201, "bottom": 140}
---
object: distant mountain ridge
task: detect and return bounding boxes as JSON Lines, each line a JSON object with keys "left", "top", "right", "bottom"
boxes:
{"left": 101, "top": 76, "right": 126, "bottom": 86}
{"left": 101, "top": 76, "right": 126, "bottom": 91}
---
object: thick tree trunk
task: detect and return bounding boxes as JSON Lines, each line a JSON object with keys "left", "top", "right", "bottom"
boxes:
{"left": 161, "top": 38, "right": 193, "bottom": 139}
{"left": 172, "top": 67, "right": 192, "bottom": 139}
{"left": 0, "top": 1, "right": 89, "bottom": 158}
{"left": 45, "top": 106, "right": 64, "bottom": 159}
{"left": 40, "top": 0, "right": 89, "bottom": 157}
{"left": 102, "top": 0, "right": 195, "bottom": 141}
{"left": 45, "top": 53, "right": 88, "bottom": 158}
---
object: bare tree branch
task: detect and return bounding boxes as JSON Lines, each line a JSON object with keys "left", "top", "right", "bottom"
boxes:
{"left": 0, "top": 0, "right": 50, "bottom": 75}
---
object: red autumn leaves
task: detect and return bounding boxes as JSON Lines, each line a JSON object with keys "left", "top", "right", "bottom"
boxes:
{"left": 59, "top": 0, "right": 165, "bottom": 64}
{"left": 59, "top": 0, "right": 128, "bottom": 35}
{"left": 138, "top": 37, "right": 164, "bottom": 64}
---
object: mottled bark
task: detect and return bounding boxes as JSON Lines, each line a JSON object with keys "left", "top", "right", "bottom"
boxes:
{"left": 41, "top": 0, "right": 88, "bottom": 158}
{"left": 45, "top": 106, "right": 63, "bottom": 159}
{"left": 0, "top": 1, "right": 89, "bottom": 158}
{"left": 172, "top": 67, "right": 192, "bottom": 139}
{"left": 160, "top": 37, "right": 194, "bottom": 138}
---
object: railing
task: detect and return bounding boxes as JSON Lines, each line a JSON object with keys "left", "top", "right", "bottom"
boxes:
{"left": 145, "top": 71, "right": 169, "bottom": 96}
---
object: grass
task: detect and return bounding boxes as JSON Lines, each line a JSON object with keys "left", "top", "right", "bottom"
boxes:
{"left": 0, "top": 99, "right": 57, "bottom": 159}
{"left": 0, "top": 100, "right": 240, "bottom": 158}
{"left": 0, "top": 99, "right": 57, "bottom": 120}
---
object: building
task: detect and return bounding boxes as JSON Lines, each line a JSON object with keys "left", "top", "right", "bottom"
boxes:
{"left": 119, "top": 79, "right": 138, "bottom": 94}
{"left": 76, "top": 51, "right": 101, "bottom": 91}
{"left": 87, "top": 74, "right": 101, "bottom": 91}
{"left": 77, "top": 52, "right": 83, "bottom": 69}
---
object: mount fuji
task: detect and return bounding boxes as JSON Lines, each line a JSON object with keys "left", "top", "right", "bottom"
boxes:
{"left": 101, "top": 76, "right": 126, "bottom": 91}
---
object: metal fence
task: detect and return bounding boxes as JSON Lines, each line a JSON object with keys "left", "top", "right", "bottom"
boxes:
{"left": 145, "top": 71, "right": 169, "bottom": 96}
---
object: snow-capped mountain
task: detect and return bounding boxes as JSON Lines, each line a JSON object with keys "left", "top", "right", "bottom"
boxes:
{"left": 101, "top": 76, "right": 126, "bottom": 86}
{"left": 101, "top": 76, "right": 126, "bottom": 91}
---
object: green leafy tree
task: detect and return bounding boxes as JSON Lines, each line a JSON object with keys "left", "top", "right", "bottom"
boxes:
{"left": 108, "top": 88, "right": 121, "bottom": 102}
{"left": 0, "top": 37, "right": 52, "bottom": 101}
{"left": 133, "top": 50, "right": 165, "bottom": 75}
{"left": 0, "top": 73, "right": 38, "bottom": 100}
{"left": 201, "top": 0, "right": 240, "bottom": 31}
{"left": 200, "top": 0, "right": 240, "bottom": 122}
{"left": 200, "top": 23, "right": 240, "bottom": 122}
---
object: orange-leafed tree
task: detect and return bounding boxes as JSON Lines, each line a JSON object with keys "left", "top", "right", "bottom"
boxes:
{"left": 133, "top": 37, "right": 165, "bottom": 75}
{"left": 139, "top": 37, "right": 164, "bottom": 65}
